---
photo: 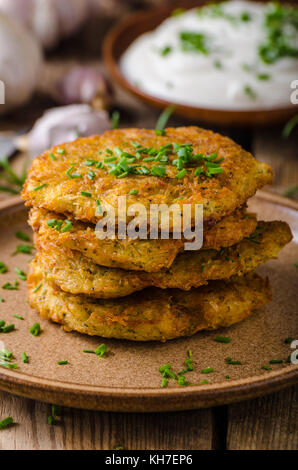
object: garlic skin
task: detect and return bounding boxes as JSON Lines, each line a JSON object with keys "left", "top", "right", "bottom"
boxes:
{"left": 56, "top": 66, "right": 113, "bottom": 108}
{"left": 0, "top": 13, "right": 42, "bottom": 113}
{"left": 27, "top": 104, "right": 111, "bottom": 157}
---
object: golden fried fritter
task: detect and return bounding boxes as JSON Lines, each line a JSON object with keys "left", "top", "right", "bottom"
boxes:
{"left": 28, "top": 261, "right": 271, "bottom": 341}
{"left": 22, "top": 127, "right": 272, "bottom": 228}
{"left": 35, "top": 221, "right": 292, "bottom": 298}
{"left": 29, "top": 206, "right": 257, "bottom": 272}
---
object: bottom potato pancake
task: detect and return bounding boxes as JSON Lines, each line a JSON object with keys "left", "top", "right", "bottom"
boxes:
{"left": 29, "top": 207, "right": 257, "bottom": 272}
{"left": 28, "top": 262, "right": 271, "bottom": 342}
{"left": 35, "top": 221, "right": 291, "bottom": 298}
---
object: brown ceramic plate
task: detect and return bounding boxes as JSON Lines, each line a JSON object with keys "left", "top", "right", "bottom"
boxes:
{"left": 0, "top": 192, "right": 297, "bottom": 412}
{"left": 103, "top": 0, "right": 297, "bottom": 127}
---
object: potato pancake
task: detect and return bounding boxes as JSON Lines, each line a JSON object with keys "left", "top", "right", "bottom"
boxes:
{"left": 34, "top": 221, "right": 291, "bottom": 298}
{"left": 29, "top": 206, "right": 257, "bottom": 272}
{"left": 28, "top": 263, "right": 271, "bottom": 341}
{"left": 22, "top": 127, "right": 272, "bottom": 228}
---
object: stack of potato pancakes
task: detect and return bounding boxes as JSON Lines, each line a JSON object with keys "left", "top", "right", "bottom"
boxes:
{"left": 22, "top": 127, "right": 292, "bottom": 342}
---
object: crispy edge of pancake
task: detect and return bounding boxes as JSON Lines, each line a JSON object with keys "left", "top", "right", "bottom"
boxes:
{"left": 35, "top": 221, "right": 291, "bottom": 298}
{"left": 29, "top": 207, "right": 258, "bottom": 272}
{"left": 28, "top": 263, "right": 272, "bottom": 342}
{"left": 22, "top": 127, "right": 273, "bottom": 227}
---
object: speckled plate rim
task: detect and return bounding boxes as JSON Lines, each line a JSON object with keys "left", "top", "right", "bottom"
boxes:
{"left": 0, "top": 192, "right": 297, "bottom": 412}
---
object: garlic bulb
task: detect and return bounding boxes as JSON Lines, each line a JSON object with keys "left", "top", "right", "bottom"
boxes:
{"left": 56, "top": 66, "right": 113, "bottom": 108}
{"left": 0, "top": 13, "right": 42, "bottom": 113}
{"left": 0, "top": 0, "right": 89, "bottom": 48}
{"left": 27, "top": 104, "right": 111, "bottom": 157}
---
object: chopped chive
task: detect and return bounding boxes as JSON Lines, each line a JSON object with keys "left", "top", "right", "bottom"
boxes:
{"left": 13, "top": 314, "right": 24, "bottom": 320}
{"left": 155, "top": 105, "right": 176, "bottom": 133}
{"left": 0, "top": 417, "right": 14, "bottom": 430}
{"left": 257, "top": 73, "right": 270, "bottom": 81}
{"left": 60, "top": 220, "right": 73, "bottom": 233}
{"left": 33, "top": 283, "right": 42, "bottom": 293}
{"left": 95, "top": 344, "right": 107, "bottom": 357}
{"left": 0, "top": 324, "right": 15, "bottom": 333}
{"left": 88, "top": 170, "right": 95, "bottom": 180}
{"left": 225, "top": 375, "right": 230, "bottom": 379}
{"left": 282, "top": 115, "right": 298, "bottom": 139}
{"left": 129, "top": 189, "right": 138, "bottom": 195}
{"left": 56, "top": 148, "right": 65, "bottom": 155}
{"left": 244, "top": 85, "right": 257, "bottom": 100}
{"left": 66, "top": 166, "right": 82, "bottom": 179}
{"left": 111, "top": 110, "right": 120, "bottom": 129}
{"left": 33, "top": 184, "right": 47, "bottom": 191}
{"left": 151, "top": 166, "right": 167, "bottom": 177}
{"left": 201, "top": 367, "right": 214, "bottom": 374}
{"left": 49, "top": 153, "right": 57, "bottom": 161}
{"left": 176, "top": 168, "right": 187, "bottom": 179}
{"left": 2, "top": 282, "right": 18, "bottom": 290}
{"left": 200, "top": 380, "right": 209, "bottom": 385}
{"left": 81, "top": 191, "right": 92, "bottom": 198}
{"left": 261, "top": 365, "right": 272, "bottom": 371}
{"left": 57, "top": 360, "right": 68, "bottom": 365}
{"left": 160, "top": 45, "right": 172, "bottom": 57}
{"left": 215, "top": 336, "right": 231, "bottom": 343}
{"left": 15, "top": 231, "right": 30, "bottom": 242}
{"left": 96, "top": 200, "right": 103, "bottom": 215}
{"left": 0, "top": 298, "right": 4, "bottom": 303}
{"left": 155, "top": 129, "right": 166, "bottom": 136}
{"left": 47, "top": 219, "right": 57, "bottom": 227}
{"left": 104, "top": 156, "right": 117, "bottom": 163}
{"left": 177, "top": 375, "right": 190, "bottom": 386}
{"left": 14, "top": 268, "right": 27, "bottom": 281}
{"left": 225, "top": 357, "right": 242, "bottom": 365}
{"left": 83, "top": 349, "right": 95, "bottom": 354}
{"left": 13, "top": 244, "right": 33, "bottom": 255}
{"left": 0, "top": 262, "right": 8, "bottom": 274}
{"left": 30, "top": 322, "right": 41, "bottom": 337}
{"left": 48, "top": 416, "right": 55, "bottom": 425}
{"left": 269, "top": 359, "right": 283, "bottom": 364}
{"left": 22, "top": 352, "right": 29, "bottom": 364}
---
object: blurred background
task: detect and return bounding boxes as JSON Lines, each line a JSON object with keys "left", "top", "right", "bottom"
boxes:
{"left": 0, "top": 0, "right": 297, "bottom": 200}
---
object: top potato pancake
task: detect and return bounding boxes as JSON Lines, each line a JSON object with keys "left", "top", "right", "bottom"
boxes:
{"left": 22, "top": 127, "right": 272, "bottom": 228}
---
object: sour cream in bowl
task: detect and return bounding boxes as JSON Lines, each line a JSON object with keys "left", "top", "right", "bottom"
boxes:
{"left": 120, "top": 1, "right": 298, "bottom": 111}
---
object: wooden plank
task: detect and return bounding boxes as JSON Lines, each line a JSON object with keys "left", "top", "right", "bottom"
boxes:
{"left": 226, "top": 385, "right": 298, "bottom": 450}
{"left": 252, "top": 127, "right": 298, "bottom": 199}
{"left": 0, "top": 391, "right": 214, "bottom": 450}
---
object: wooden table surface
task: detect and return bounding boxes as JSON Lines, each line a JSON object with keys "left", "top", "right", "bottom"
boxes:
{"left": 0, "top": 9, "right": 297, "bottom": 451}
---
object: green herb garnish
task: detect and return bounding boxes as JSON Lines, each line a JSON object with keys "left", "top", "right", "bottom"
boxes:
{"left": 33, "top": 283, "right": 42, "bottom": 293}
{"left": 57, "top": 360, "right": 68, "bottom": 365}
{"left": 226, "top": 357, "right": 242, "bottom": 365}
{"left": 0, "top": 262, "right": 8, "bottom": 274}
{"left": 201, "top": 368, "right": 214, "bottom": 374}
{"left": 13, "top": 314, "right": 24, "bottom": 320}
{"left": 2, "top": 282, "right": 18, "bottom": 290}
{"left": 33, "top": 184, "right": 47, "bottom": 191}
{"left": 15, "top": 231, "right": 30, "bottom": 242}
{"left": 14, "top": 268, "right": 27, "bottom": 281}
{"left": 30, "top": 322, "right": 41, "bottom": 336}
{"left": 13, "top": 244, "right": 34, "bottom": 255}
{"left": 215, "top": 336, "right": 231, "bottom": 343}
{"left": 95, "top": 344, "right": 107, "bottom": 357}
{"left": 112, "top": 110, "right": 120, "bottom": 129}
{"left": 22, "top": 352, "right": 29, "bottom": 364}
{"left": 0, "top": 417, "right": 14, "bottom": 430}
